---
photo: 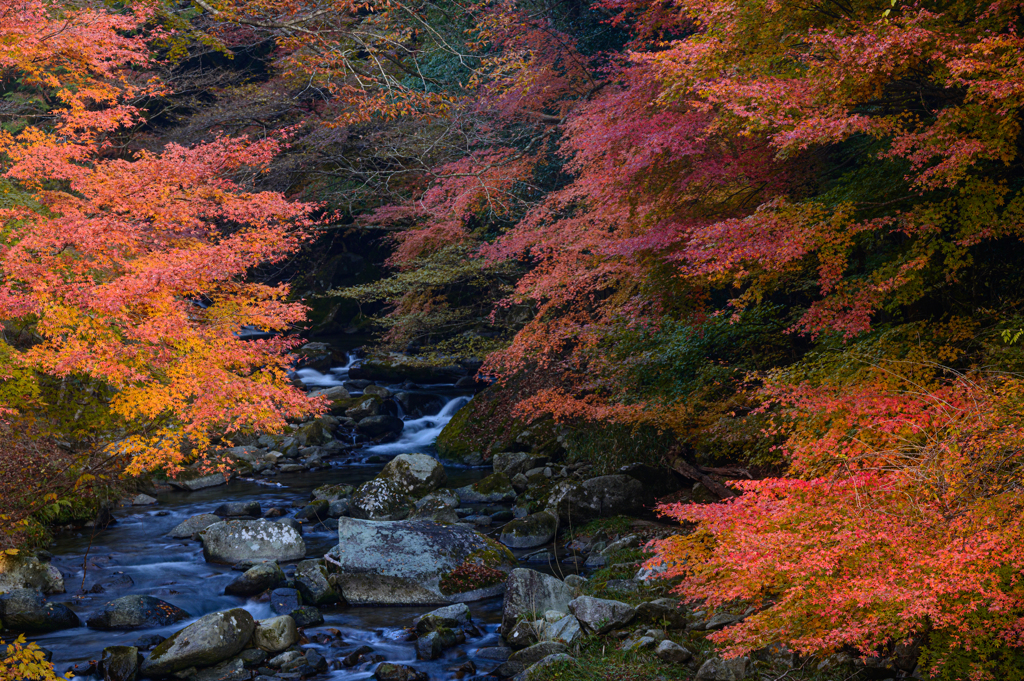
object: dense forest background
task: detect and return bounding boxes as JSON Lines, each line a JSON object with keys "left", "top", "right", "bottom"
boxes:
{"left": 4, "top": 0, "right": 1024, "bottom": 678}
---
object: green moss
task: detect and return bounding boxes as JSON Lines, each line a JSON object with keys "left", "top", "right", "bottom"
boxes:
{"left": 472, "top": 472, "right": 513, "bottom": 495}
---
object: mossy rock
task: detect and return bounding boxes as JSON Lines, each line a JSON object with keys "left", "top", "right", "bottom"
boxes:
{"left": 435, "top": 385, "right": 563, "bottom": 464}
{"left": 351, "top": 353, "right": 466, "bottom": 384}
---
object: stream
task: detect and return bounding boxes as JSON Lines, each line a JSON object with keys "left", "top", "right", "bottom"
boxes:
{"left": 30, "top": 358, "right": 504, "bottom": 680}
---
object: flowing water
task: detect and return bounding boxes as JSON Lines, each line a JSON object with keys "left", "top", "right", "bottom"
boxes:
{"left": 28, "top": 360, "right": 506, "bottom": 681}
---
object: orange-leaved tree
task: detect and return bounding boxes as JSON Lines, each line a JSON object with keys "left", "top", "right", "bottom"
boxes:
{"left": 0, "top": 1, "right": 316, "bottom": 508}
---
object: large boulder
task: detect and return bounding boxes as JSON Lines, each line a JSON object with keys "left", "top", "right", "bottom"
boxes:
{"left": 546, "top": 475, "right": 644, "bottom": 522}
{"left": 167, "top": 514, "right": 222, "bottom": 539}
{"left": 140, "top": 609, "right": 255, "bottom": 677}
{"left": 166, "top": 471, "right": 230, "bottom": 492}
{"left": 325, "top": 517, "right": 516, "bottom": 605}
{"left": 0, "top": 588, "right": 79, "bottom": 634}
{"left": 349, "top": 454, "right": 447, "bottom": 521}
{"left": 198, "top": 520, "right": 305, "bottom": 564}
{"left": 568, "top": 596, "right": 636, "bottom": 634}
{"left": 500, "top": 569, "right": 575, "bottom": 634}
{"left": 223, "top": 562, "right": 285, "bottom": 597}
{"left": 499, "top": 511, "right": 557, "bottom": 549}
{"left": 253, "top": 615, "right": 298, "bottom": 654}
{"left": 0, "top": 554, "right": 64, "bottom": 594}
{"left": 86, "top": 595, "right": 189, "bottom": 630}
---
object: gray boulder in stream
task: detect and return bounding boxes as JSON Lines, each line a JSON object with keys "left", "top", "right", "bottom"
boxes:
{"left": 198, "top": 519, "right": 305, "bottom": 564}
{"left": 325, "top": 516, "right": 515, "bottom": 605}
{"left": 140, "top": 608, "right": 255, "bottom": 677}
{"left": 167, "top": 514, "right": 221, "bottom": 539}
{"left": 224, "top": 561, "right": 285, "bottom": 596}
{"left": 498, "top": 511, "right": 557, "bottom": 549}
{"left": 86, "top": 595, "right": 189, "bottom": 630}
{"left": 349, "top": 453, "right": 448, "bottom": 521}
{"left": 0, "top": 588, "right": 80, "bottom": 634}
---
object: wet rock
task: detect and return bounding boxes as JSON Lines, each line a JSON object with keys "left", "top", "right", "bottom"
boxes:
{"left": 167, "top": 471, "right": 230, "bottom": 492}
{"left": 0, "top": 588, "right": 80, "bottom": 633}
{"left": 0, "top": 553, "right": 65, "bottom": 594}
{"left": 199, "top": 519, "right": 306, "bottom": 564}
{"left": 213, "top": 501, "right": 261, "bottom": 518}
{"left": 498, "top": 511, "right": 557, "bottom": 549}
{"left": 349, "top": 454, "right": 448, "bottom": 520}
{"left": 295, "top": 500, "right": 330, "bottom": 523}
{"left": 546, "top": 475, "right": 644, "bottom": 522}
{"left": 346, "top": 397, "right": 382, "bottom": 421}
{"left": 86, "top": 595, "right": 189, "bottom": 630}
{"left": 655, "top": 639, "right": 692, "bottom": 663}
{"left": 132, "top": 494, "right": 158, "bottom": 506}
{"left": 380, "top": 453, "right": 448, "bottom": 496}
{"left": 268, "top": 650, "right": 303, "bottom": 668}
{"left": 223, "top": 562, "right": 285, "bottom": 597}
{"left": 253, "top": 615, "right": 298, "bottom": 654}
{"left": 476, "top": 647, "right": 512, "bottom": 661}
{"left": 132, "top": 634, "right": 165, "bottom": 651}
{"left": 234, "top": 648, "right": 268, "bottom": 668}
{"left": 311, "top": 483, "right": 354, "bottom": 502}
{"left": 417, "top": 626, "right": 462, "bottom": 660}
{"left": 328, "top": 499, "right": 351, "bottom": 518}
{"left": 569, "top": 596, "right": 636, "bottom": 634}
{"left": 290, "top": 605, "right": 324, "bottom": 627}
{"left": 187, "top": 658, "right": 249, "bottom": 681}
{"left": 167, "top": 514, "right": 222, "bottom": 539}
{"left": 500, "top": 569, "right": 574, "bottom": 634}
{"left": 357, "top": 415, "right": 405, "bottom": 438}
{"left": 456, "top": 472, "right": 517, "bottom": 504}
{"left": 374, "top": 662, "right": 430, "bottom": 681}
{"left": 140, "top": 609, "right": 255, "bottom": 677}
{"left": 327, "top": 517, "right": 515, "bottom": 605}
{"left": 414, "top": 603, "right": 471, "bottom": 634}
{"left": 342, "top": 645, "right": 375, "bottom": 667}
{"left": 294, "top": 559, "right": 341, "bottom": 605}
{"left": 269, "top": 588, "right": 302, "bottom": 614}
{"left": 100, "top": 645, "right": 140, "bottom": 681}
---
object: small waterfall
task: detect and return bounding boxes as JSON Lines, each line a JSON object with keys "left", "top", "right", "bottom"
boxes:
{"left": 365, "top": 396, "right": 469, "bottom": 455}
{"left": 294, "top": 354, "right": 357, "bottom": 388}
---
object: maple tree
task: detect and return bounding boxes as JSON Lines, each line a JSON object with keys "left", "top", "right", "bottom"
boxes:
{"left": 0, "top": 0, "right": 318, "bottom": 548}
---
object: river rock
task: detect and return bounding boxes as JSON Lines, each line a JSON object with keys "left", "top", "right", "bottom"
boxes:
{"left": 498, "top": 511, "right": 557, "bottom": 549}
{"left": 253, "top": 615, "right": 298, "bottom": 653}
{"left": 293, "top": 417, "right": 334, "bottom": 446}
{"left": 0, "top": 553, "right": 65, "bottom": 594}
{"left": 353, "top": 356, "right": 466, "bottom": 384}
{"left": 414, "top": 603, "right": 471, "bottom": 634}
{"left": 294, "top": 559, "right": 340, "bottom": 605}
{"left": 655, "top": 639, "right": 692, "bottom": 663}
{"left": 186, "top": 657, "right": 249, "bottom": 681}
{"left": 198, "top": 519, "right": 305, "bottom": 564}
{"left": 546, "top": 475, "right": 644, "bottom": 522}
{"left": 409, "top": 497, "right": 459, "bottom": 524}
{"left": 374, "top": 662, "right": 430, "bottom": 681}
{"left": 269, "top": 588, "right": 302, "bottom": 614}
{"left": 346, "top": 397, "right": 381, "bottom": 421}
{"left": 569, "top": 596, "right": 636, "bottom": 634}
{"left": 290, "top": 605, "right": 324, "bottom": 627}
{"left": 140, "top": 609, "right": 255, "bottom": 677}
{"left": 101, "top": 645, "right": 140, "bottom": 681}
{"left": 223, "top": 562, "right": 285, "bottom": 597}
{"left": 500, "top": 569, "right": 575, "bottom": 634}
{"left": 168, "top": 514, "right": 222, "bottom": 539}
{"left": 356, "top": 415, "right": 404, "bottom": 438}
{"left": 456, "top": 472, "right": 517, "bottom": 504}
{"left": 417, "top": 626, "right": 462, "bottom": 660}
{"left": 213, "top": 501, "right": 261, "bottom": 518}
{"left": 311, "top": 483, "right": 354, "bottom": 502}
{"left": 295, "top": 500, "right": 330, "bottom": 523}
{"left": 86, "top": 595, "right": 189, "bottom": 630}
{"left": 349, "top": 454, "right": 447, "bottom": 521}
{"left": 166, "top": 471, "right": 230, "bottom": 492}
{"left": 326, "top": 516, "right": 515, "bottom": 605}
{"left": 132, "top": 494, "right": 158, "bottom": 506}
{"left": 0, "top": 588, "right": 80, "bottom": 633}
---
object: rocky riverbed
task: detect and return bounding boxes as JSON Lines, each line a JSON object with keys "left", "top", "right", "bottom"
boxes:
{"left": 0, "top": 348, "right": 728, "bottom": 681}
